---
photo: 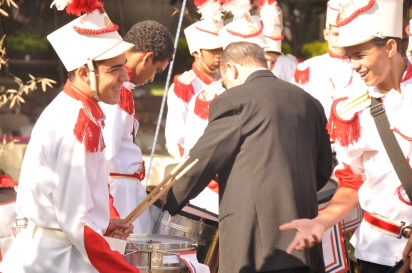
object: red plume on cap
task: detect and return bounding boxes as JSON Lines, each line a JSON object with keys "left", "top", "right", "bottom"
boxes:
{"left": 66, "top": 0, "right": 103, "bottom": 16}
{"left": 258, "top": 0, "right": 277, "bottom": 6}
{"left": 50, "top": 0, "right": 103, "bottom": 16}
{"left": 194, "top": 0, "right": 209, "bottom": 6}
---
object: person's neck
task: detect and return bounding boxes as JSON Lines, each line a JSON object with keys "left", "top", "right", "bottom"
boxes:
{"left": 70, "top": 79, "right": 95, "bottom": 100}
{"left": 377, "top": 55, "right": 406, "bottom": 93}
{"left": 193, "top": 57, "right": 215, "bottom": 78}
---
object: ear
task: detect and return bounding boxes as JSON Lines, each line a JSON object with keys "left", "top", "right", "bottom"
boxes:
{"left": 323, "top": 28, "right": 330, "bottom": 42}
{"left": 142, "top": 52, "right": 154, "bottom": 66}
{"left": 386, "top": 39, "right": 397, "bottom": 58}
{"left": 78, "top": 65, "right": 90, "bottom": 84}
{"left": 227, "top": 62, "right": 239, "bottom": 80}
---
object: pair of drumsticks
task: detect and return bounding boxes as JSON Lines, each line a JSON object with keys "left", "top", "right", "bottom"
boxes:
{"left": 108, "top": 156, "right": 198, "bottom": 237}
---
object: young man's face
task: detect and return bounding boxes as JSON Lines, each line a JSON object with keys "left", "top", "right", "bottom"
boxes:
{"left": 264, "top": 51, "right": 280, "bottom": 71}
{"left": 324, "top": 25, "right": 345, "bottom": 58}
{"left": 200, "top": 48, "right": 223, "bottom": 71}
{"left": 132, "top": 58, "right": 169, "bottom": 86}
{"left": 95, "top": 53, "right": 128, "bottom": 105}
{"left": 344, "top": 40, "right": 391, "bottom": 87}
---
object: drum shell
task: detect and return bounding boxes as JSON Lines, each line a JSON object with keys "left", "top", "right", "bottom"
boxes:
{"left": 150, "top": 206, "right": 219, "bottom": 267}
{"left": 125, "top": 234, "right": 195, "bottom": 272}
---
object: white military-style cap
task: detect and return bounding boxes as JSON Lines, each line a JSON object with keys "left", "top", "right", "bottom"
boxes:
{"left": 184, "top": 0, "right": 224, "bottom": 55}
{"left": 218, "top": 0, "right": 268, "bottom": 49}
{"left": 48, "top": 7, "right": 133, "bottom": 72}
{"left": 334, "top": 0, "right": 403, "bottom": 48}
{"left": 258, "top": 0, "right": 283, "bottom": 54}
{"left": 325, "top": 0, "right": 340, "bottom": 29}
{"left": 47, "top": 0, "right": 133, "bottom": 101}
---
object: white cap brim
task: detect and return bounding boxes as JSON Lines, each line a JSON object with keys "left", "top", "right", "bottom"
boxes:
{"left": 333, "top": 35, "right": 375, "bottom": 48}
{"left": 95, "top": 41, "right": 134, "bottom": 61}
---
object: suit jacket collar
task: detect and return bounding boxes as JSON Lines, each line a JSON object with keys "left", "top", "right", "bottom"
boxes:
{"left": 244, "top": 69, "right": 275, "bottom": 84}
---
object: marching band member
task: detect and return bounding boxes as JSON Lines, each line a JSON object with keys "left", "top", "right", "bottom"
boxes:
{"left": 281, "top": 1, "right": 412, "bottom": 273}
{"left": 165, "top": 0, "right": 224, "bottom": 160}
{"left": 100, "top": 20, "right": 174, "bottom": 234}
{"left": 1, "top": 1, "right": 139, "bottom": 272}
{"left": 258, "top": 0, "right": 297, "bottom": 82}
{"left": 291, "top": 0, "right": 364, "bottom": 118}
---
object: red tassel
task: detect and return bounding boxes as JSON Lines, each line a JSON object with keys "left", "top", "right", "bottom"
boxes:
{"left": 194, "top": 91, "right": 217, "bottom": 120}
{"left": 66, "top": 0, "right": 103, "bottom": 16}
{"left": 74, "top": 108, "right": 105, "bottom": 153}
{"left": 327, "top": 97, "right": 361, "bottom": 147}
{"left": 124, "top": 65, "right": 134, "bottom": 82}
{"left": 118, "top": 86, "right": 135, "bottom": 116}
{"left": 294, "top": 66, "right": 310, "bottom": 84}
{"left": 173, "top": 74, "right": 195, "bottom": 102}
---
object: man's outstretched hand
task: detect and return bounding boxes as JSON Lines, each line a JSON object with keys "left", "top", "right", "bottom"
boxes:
{"left": 279, "top": 218, "right": 325, "bottom": 254}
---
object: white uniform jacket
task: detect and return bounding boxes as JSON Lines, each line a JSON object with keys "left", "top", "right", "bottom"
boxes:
{"left": 182, "top": 81, "right": 225, "bottom": 215}
{"left": 332, "top": 61, "right": 412, "bottom": 266}
{"left": 291, "top": 50, "right": 364, "bottom": 118}
{"left": 272, "top": 54, "right": 298, "bottom": 82}
{"left": 1, "top": 91, "right": 138, "bottom": 273}
{"left": 165, "top": 64, "right": 220, "bottom": 159}
{"left": 100, "top": 81, "right": 151, "bottom": 234}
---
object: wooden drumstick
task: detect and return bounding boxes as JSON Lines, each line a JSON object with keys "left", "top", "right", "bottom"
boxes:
{"left": 107, "top": 156, "right": 192, "bottom": 236}
{"left": 124, "top": 159, "right": 199, "bottom": 225}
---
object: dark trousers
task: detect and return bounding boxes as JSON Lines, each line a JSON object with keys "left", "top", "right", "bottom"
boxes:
{"left": 358, "top": 260, "right": 392, "bottom": 273}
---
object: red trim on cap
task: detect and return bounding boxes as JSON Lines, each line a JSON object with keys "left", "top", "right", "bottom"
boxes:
{"left": 336, "top": 0, "right": 375, "bottom": 27}
{"left": 73, "top": 24, "right": 119, "bottom": 35}
{"left": 363, "top": 211, "right": 402, "bottom": 236}
{"left": 195, "top": 26, "right": 219, "bottom": 36}
{"left": 226, "top": 20, "right": 264, "bottom": 38}
{"left": 265, "top": 33, "right": 284, "bottom": 41}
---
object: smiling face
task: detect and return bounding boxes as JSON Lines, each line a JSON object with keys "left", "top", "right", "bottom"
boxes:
{"left": 94, "top": 53, "right": 129, "bottom": 105}
{"left": 200, "top": 48, "right": 223, "bottom": 71}
{"left": 126, "top": 51, "right": 169, "bottom": 86}
{"left": 344, "top": 40, "right": 391, "bottom": 87}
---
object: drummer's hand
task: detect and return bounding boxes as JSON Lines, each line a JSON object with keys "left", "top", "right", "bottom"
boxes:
{"left": 159, "top": 189, "right": 169, "bottom": 205}
{"left": 279, "top": 219, "right": 325, "bottom": 254}
{"left": 108, "top": 219, "right": 134, "bottom": 240}
{"left": 402, "top": 232, "right": 412, "bottom": 271}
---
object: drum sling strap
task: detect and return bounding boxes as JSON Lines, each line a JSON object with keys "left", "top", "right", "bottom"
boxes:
{"left": 370, "top": 97, "right": 412, "bottom": 201}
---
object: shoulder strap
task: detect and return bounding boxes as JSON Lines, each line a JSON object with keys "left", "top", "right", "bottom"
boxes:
{"left": 370, "top": 97, "right": 412, "bottom": 201}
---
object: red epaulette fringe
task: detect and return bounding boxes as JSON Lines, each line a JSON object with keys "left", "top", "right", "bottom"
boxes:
{"left": 173, "top": 74, "right": 195, "bottom": 102}
{"left": 119, "top": 86, "right": 135, "bottom": 116}
{"left": 327, "top": 97, "right": 361, "bottom": 147}
{"left": 74, "top": 108, "right": 105, "bottom": 153}
{"left": 194, "top": 92, "right": 217, "bottom": 120}
{"left": 294, "top": 66, "right": 310, "bottom": 84}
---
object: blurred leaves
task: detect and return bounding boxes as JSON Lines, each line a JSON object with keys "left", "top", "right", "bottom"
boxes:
{"left": 0, "top": 73, "right": 56, "bottom": 109}
{"left": 0, "top": 0, "right": 18, "bottom": 17}
{"left": 301, "top": 40, "right": 328, "bottom": 59}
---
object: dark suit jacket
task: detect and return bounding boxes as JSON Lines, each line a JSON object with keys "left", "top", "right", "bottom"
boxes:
{"left": 165, "top": 70, "right": 332, "bottom": 273}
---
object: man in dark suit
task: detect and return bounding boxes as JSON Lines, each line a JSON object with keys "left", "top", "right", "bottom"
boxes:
{"left": 162, "top": 42, "right": 332, "bottom": 273}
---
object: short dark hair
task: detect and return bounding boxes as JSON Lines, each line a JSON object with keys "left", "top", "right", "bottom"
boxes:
{"left": 221, "top": 42, "right": 267, "bottom": 72}
{"left": 372, "top": 37, "right": 401, "bottom": 53}
{"left": 124, "top": 20, "right": 174, "bottom": 63}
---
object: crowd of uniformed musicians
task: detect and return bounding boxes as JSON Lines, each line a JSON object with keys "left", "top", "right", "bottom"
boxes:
{"left": 0, "top": 0, "right": 411, "bottom": 272}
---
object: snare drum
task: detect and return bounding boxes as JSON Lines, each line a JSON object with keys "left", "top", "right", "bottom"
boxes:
{"left": 150, "top": 204, "right": 219, "bottom": 271}
{"left": 125, "top": 234, "right": 196, "bottom": 273}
